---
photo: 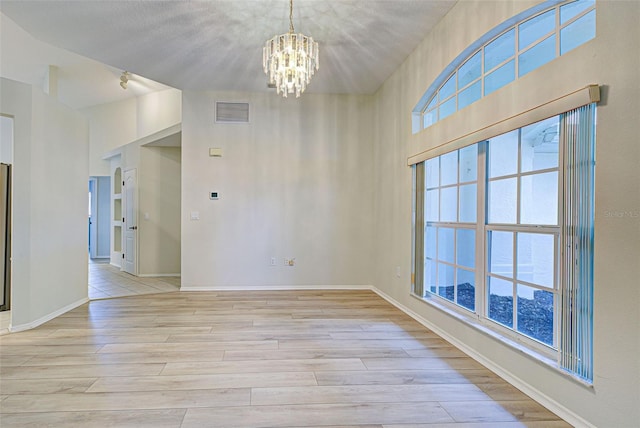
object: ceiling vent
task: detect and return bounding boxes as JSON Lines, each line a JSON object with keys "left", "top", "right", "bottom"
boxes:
{"left": 215, "top": 102, "right": 250, "bottom": 124}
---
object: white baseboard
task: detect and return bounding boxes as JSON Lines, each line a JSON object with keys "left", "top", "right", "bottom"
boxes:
{"left": 9, "top": 297, "right": 89, "bottom": 333}
{"left": 370, "top": 287, "right": 595, "bottom": 428}
{"left": 138, "top": 273, "right": 181, "bottom": 278}
{"left": 179, "top": 284, "right": 373, "bottom": 292}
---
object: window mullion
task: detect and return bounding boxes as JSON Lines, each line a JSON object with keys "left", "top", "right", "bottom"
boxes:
{"left": 514, "top": 25, "right": 520, "bottom": 80}
{"left": 511, "top": 230, "right": 518, "bottom": 330}
{"left": 555, "top": 5, "right": 561, "bottom": 58}
{"left": 413, "top": 164, "right": 425, "bottom": 297}
{"left": 476, "top": 142, "right": 488, "bottom": 318}
{"left": 555, "top": 108, "right": 565, "bottom": 352}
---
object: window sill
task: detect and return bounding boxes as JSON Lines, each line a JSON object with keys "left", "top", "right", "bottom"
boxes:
{"left": 409, "top": 292, "right": 594, "bottom": 390}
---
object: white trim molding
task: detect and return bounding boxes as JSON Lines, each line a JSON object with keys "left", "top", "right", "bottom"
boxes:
{"left": 179, "top": 284, "right": 373, "bottom": 292}
{"left": 138, "top": 273, "right": 181, "bottom": 278}
{"left": 9, "top": 297, "right": 89, "bottom": 333}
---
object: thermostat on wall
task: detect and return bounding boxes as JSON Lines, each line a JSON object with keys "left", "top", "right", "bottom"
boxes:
{"left": 210, "top": 191, "right": 219, "bottom": 200}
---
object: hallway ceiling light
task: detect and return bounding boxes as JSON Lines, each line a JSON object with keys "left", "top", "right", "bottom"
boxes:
{"left": 120, "top": 71, "right": 130, "bottom": 90}
{"left": 263, "top": 0, "right": 319, "bottom": 98}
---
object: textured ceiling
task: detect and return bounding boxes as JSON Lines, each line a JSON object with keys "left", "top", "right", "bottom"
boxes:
{"left": 1, "top": 0, "right": 456, "bottom": 107}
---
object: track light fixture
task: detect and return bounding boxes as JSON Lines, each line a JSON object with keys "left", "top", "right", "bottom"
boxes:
{"left": 120, "top": 71, "right": 130, "bottom": 90}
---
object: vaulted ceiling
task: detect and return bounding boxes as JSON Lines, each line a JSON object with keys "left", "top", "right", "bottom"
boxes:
{"left": 0, "top": 1, "right": 456, "bottom": 108}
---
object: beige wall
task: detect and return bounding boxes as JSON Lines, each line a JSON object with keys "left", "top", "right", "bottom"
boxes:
{"left": 139, "top": 146, "right": 181, "bottom": 275}
{"left": 1, "top": 77, "right": 89, "bottom": 329}
{"left": 181, "top": 91, "right": 374, "bottom": 289}
{"left": 82, "top": 88, "right": 182, "bottom": 176}
{"left": 372, "top": 1, "right": 640, "bottom": 427}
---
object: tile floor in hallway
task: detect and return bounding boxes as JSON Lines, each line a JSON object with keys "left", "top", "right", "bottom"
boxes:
{"left": 88, "top": 259, "right": 180, "bottom": 299}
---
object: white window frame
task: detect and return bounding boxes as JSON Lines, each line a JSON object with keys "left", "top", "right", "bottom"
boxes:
{"left": 413, "top": 0, "right": 596, "bottom": 134}
{"left": 415, "top": 131, "right": 563, "bottom": 358}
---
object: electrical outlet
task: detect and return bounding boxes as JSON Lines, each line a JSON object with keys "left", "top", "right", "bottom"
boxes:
{"left": 284, "top": 258, "right": 295, "bottom": 266}
{"left": 270, "top": 257, "right": 276, "bottom": 266}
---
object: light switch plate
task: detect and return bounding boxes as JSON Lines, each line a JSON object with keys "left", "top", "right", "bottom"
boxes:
{"left": 209, "top": 147, "right": 223, "bottom": 157}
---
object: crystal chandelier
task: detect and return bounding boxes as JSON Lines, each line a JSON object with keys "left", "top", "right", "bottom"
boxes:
{"left": 263, "top": 0, "right": 319, "bottom": 98}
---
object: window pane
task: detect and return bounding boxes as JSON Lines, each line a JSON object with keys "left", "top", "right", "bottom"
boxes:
{"left": 457, "top": 269, "right": 475, "bottom": 311}
{"left": 488, "top": 178, "right": 517, "bottom": 224}
{"left": 517, "top": 233, "right": 555, "bottom": 287}
{"left": 459, "top": 184, "right": 477, "bottom": 223}
{"left": 439, "top": 97, "right": 457, "bottom": 121}
{"left": 457, "top": 228, "right": 475, "bottom": 268}
{"left": 520, "top": 171, "right": 558, "bottom": 225}
{"left": 438, "top": 227, "right": 455, "bottom": 263}
{"left": 485, "top": 29, "right": 515, "bottom": 72}
{"left": 440, "top": 74, "right": 456, "bottom": 101}
{"left": 488, "top": 276, "right": 514, "bottom": 327}
{"left": 425, "top": 226, "right": 437, "bottom": 259}
{"left": 426, "top": 157, "right": 439, "bottom": 188}
{"left": 459, "top": 144, "right": 478, "bottom": 182}
{"left": 489, "top": 231, "right": 513, "bottom": 278}
{"left": 440, "top": 187, "right": 458, "bottom": 222}
{"left": 488, "top": 130, "right": 519, "bottom": 178}
{"left": 425, "top": 259, "right": 437, "bottom": 294}
{"left": 484, "top": 60, "right": 515, "bottom": 96}
{"left": 519, "top": 9, "right": 555, "bottom": 50}
{"left": 425, "top": 189, "right": 439, "bottom": 221}
{"left": 458, "top": 80, "right": 481, "bottom": 110}
{"left": 426, "top": 95, "right": 437, "bottom": 112}
{"left": 458, "top": 51, "right": 481, "bottom": 89}
{"left": 519, "top": 34, "right": 556, "bottom": 77}
{"left": 423, "top": 110, "right": 437, "bottom": 128}
{"left": 521, "top": 116, "right": 559, "bottom": 172}
{"left": 440, "top": 151, "right": 459, "bottom": 186}
{"left": 561, "top": 0, "right": 595, "bottom": 25}
{"left": 438, "top": 263, "right": 455, "bottom": 301}
{"left": 517, "top": 284, "right": 554, "bottom": 345}
{"left": 560, "top": 10, "right": 595, "bottom": 55}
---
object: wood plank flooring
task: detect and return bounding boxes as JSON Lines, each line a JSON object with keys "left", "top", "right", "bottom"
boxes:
{"left": 0, "top": 290, "right": 571, "bottom": 427}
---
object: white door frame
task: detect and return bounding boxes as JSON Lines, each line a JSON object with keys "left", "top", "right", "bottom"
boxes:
{"left": 122, "top": 169, "right": 137, "bottom": 275}
{"left": 88, "top": 178, "right": 97, "bottom": 259}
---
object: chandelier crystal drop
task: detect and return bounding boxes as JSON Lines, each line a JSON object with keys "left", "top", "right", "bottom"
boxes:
{"left": 263, "top": 0, "right": 319, "bottom": 98}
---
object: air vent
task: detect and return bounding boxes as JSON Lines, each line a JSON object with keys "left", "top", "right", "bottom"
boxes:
{"left": 215, "top": 102, "right": 250, "bottom": 123}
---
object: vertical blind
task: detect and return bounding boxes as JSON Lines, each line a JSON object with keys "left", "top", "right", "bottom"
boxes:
{"left": 560, "top": 103, "right": 596, "bottom": 381}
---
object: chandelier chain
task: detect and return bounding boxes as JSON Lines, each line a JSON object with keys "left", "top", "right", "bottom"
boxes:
{"left": 289, "top": 0, "right": 294, "bottom": 33}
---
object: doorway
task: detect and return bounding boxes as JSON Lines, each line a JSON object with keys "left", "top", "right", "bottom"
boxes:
{"left": 1, "top": 115, "right": 14, "bottom": 327}
{"left": 88, "top": 176, "right": 110, "bottom": 260}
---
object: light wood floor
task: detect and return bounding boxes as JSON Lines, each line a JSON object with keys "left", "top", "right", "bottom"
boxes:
{"left": 0, "top": 290, "right": 571, "bottom": 428}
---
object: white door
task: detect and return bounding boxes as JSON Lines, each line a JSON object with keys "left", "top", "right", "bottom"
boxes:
{"left": 123, "top": 169, "right": 137, "bottom": 275}
{"left": 88, "top": 178, "right": 97, "bottom": 259}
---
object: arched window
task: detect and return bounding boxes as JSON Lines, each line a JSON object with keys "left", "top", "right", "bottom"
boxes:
{"left": 412, "top": 0, "right": 595, "bottom": 134}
